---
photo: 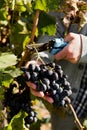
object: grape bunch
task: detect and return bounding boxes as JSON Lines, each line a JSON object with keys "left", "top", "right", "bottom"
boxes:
{"left": 21, "top": 62, "right": 72, "bottom": 108}
{"left": 3, "top": 76, "right": 37, "bottom": 128}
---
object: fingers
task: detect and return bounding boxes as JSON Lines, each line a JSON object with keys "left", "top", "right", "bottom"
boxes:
{"left": 43, "top": 96, "right": 54, "bottom": 104}
{"left": 30, "top": 88, "right": 44, "bottom": 97}
{"left": 54, "top": 46, "right": 67, "bottom": 61}
{"left": 26, "top": 81, "right": 36, "bottom": 89}
{"left": 27, "top": 81, "right": 54, "bottom": 104}
{"left": 30, "top": 88, "right": 53, "bottom": 104}
{"left": 54, "top": 33, "right": 81, "bottom": 63}
{"left": 64, "top": 32, "right": 75, "bottom": 42}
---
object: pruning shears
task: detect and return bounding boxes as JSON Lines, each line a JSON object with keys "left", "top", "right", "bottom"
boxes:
{"left": 26, "top": 38, "right": 67, "bottom": 55}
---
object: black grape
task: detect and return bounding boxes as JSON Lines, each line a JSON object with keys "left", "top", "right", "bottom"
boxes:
{"left": 21, "top": 62, "right": 72, "bottom": 108}
{"left": 3, "top": 75, "right": 37, "bottom": 128}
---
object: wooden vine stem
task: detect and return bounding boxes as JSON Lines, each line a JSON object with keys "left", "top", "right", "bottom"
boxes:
{"left": 18, "top": 10, "right": 40, "bottom": 67}
{"left": 66, "top": 97, "right": 84, "bottom": 130}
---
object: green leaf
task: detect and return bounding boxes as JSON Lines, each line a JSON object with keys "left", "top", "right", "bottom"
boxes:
{"left": 23, "top": 36, "right": 30, "bottom": 49}
{"left": 46, "top": 0, "right": 60, "bottom": 11}
{"left": 83, "top": 119, "right": 87, "bottom": 129}
{"left": 30, "top": 119, "right": 41, "bottom": 130}
{"left": 0, "top": 8, "right": 8, "bottom": 20}
{"left": 10, "top": 22, "right": 29, "bottom": 55}
{"left": 14, "top": 0, "right": 26, "bottom": 12}
{"left": 38, "top": 12, "right": 56, "bottom": 35}
{"left": 3, "top": 67, "right": 23, "bottom": 78}
{"left": 0, "top": 0, "right": 5, "bottom": 8}
{"left": 0, "top": 52, "right": 17, "bottom": 69}
{"left": 4, "top": 126, "right": 8, "bottom": 130}
{"left": 0, "top": 72, "right": 13, "bottom": 87}
{"left": 0, "top": 66, "right": 23, "bottom": 87}
{"left": 7, "top": 111, "right": 26, "bottom": 130}
{"left": 34, "top": 0, "right": 47, "bottom": 11}
{"left": 34, "top": 0, "right": 60, "bottom": 11}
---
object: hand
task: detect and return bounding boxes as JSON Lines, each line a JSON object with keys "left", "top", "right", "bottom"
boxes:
{"left": 54, "top": 33, "right": 82, "bottom": 63}
{"left": 27, "top": 81, "right": 53, "bottom": 103}
{"left": 25, "top": 60, "right": 54, "bottom": 104}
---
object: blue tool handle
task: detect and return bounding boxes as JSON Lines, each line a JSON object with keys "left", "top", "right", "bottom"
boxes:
{"left": 50, "top": 38, "right": 67, "bottom": 55}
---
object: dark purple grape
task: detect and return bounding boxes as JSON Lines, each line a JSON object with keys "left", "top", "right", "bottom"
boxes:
{"left": 40, "top": 64, "right": 46, "bottom": 69}
{"left": 33, "top": 116, "right": 37, "bottom": 122}
{"left": 47, "top": 62, "right": 56, "bottom": 68}
{"left": 55, "top": 64, "right": 62, "bottom": 70}
{"left": 45, "top": 69, "right": 53, "bottom": 77}
{"left": 42, "top": 78, "right": 50, "bottom": 86}
{"left": 28, "top": 64, "right": 36, "bottom": 71}
{"left": 49, "top": 72, "right": 58, "bottom": 81}
{"left": 25, "top": 71, "right": 31, "bottom": 81}
{"left": 51, "top": 90, "right": 57, "bottom": 96}
{"left": 53, "top": 93, "right": 60, "bottom": 102}
{"left": 67, "top": 90, "right": 72, "bottom": 96}
{"left": 35, "top": 65, "right": 41, "bottom": 72}
{"left": 57, "top": 69, "right": 63, "bottom": 78}
{"left": 51, "top": 83, "right": 59, "bottom": 90}
{"left": 60, "top": 100, "right": 65, "bottom": 107}
{"left": 41, "top": 83, "right": 47, "bottom": 92}
{"left": 31, "top": 72, "right": 38, "bottom": 81}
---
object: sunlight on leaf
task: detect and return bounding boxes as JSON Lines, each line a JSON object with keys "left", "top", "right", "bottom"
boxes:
{"left": 0, "top": 52, "right": 17, "bottom": 69}
{"left": 83, "top": 119, "right": 87, "bottom": 129}
{"left": 7, "top": 111, "right": 26, "bottom": 130}
{"left": 34, "top": 0, "right": 60, "bottom": 11}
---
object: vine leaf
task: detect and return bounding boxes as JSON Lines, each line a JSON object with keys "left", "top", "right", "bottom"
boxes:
{"left": 0, "top": 72, "right": 13, "bottom": 87}
{"left": 83, "top": 119, "right": 87, "bottom": 129}
{"left": 5, "top": 111, "right": 26, "bottom": 130}
{"left": 34, "top": 0, "right": 48, "bottom": 12}
{"left": 3, "top": 67, "right": 23, "bottom": 78}
{"left": 38, "top": 12, "right": 56, "bottom": 35}
{"left": 0, "top": 0, "right": 5, "bottom": 8}
{"left": 0, "top": 8, "right": 8, "bottom": 21}
{"left": 14, "top": 1, "right": 26, "bottom": 12}
{"left": 0, "top": 67, "right": 23, "bottom": 87}
{"left": 34, "top": 0, "right": 60, "bottom": 11}
{"left": 0, "top": 52, "right": 17, "bottom": 69}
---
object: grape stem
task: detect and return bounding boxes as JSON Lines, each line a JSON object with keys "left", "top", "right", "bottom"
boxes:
{"left": 33, "top": 46, "right": 45, "bottom": 65}
{"left": 67, "top": 98, "right": 84, "bottom": 130}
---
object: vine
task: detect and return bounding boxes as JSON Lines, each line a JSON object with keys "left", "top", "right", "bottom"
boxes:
{"left": 0, "top": 0, "right": 87, "bottom": 129}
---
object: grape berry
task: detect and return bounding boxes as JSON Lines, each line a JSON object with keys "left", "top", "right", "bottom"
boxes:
{"left": 21, "top": 62, "right": 72, "bottom": 108}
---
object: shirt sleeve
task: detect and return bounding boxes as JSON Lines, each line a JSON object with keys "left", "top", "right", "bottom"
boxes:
{"left": 79, "top": 34, "right": 87, "bottom": 63}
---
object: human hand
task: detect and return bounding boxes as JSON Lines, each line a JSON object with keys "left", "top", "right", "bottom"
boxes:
{"left": 54, "top": 33, "right": 82, "bottom": 63}
{"left": 25, "top": 60, "right": 54, "bottom": 104}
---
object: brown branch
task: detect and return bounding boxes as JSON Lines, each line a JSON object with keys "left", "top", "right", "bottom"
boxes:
{"left": 66, "top": 97, "right": 84, "bottom": 130}
{"left": 18, "top": 10, "right": 40, "bottom": 67}
{"left": 69, "top": 104, "right": 84, "bottom": 130}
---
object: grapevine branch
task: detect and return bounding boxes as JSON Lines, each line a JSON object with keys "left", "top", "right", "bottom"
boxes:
{"left": 66, "top": 98, "right": 84, "bottom": 130}
{"left": 18, "top": 10, "right": 40, "bottom": 67}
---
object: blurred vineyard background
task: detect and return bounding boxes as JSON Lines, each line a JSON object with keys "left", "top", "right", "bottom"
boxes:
{"left": 0, "top": 0, "right": 87, "bottom": 130}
